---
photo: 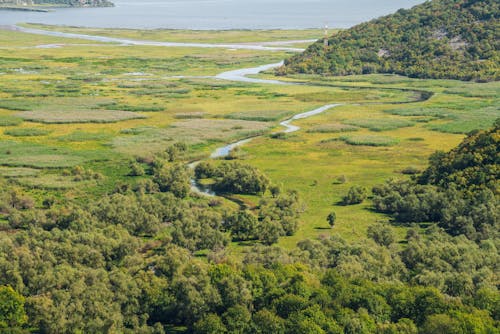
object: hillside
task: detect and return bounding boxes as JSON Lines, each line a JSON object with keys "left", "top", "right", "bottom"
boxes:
{"left": 0, "top": 0, "right": 113, "bottom": 7}
{"left": 373, "top": 119, "right": 499, "bottom": 240}
{"left": 280, "top": 0, "right": 499, "bottom": 81}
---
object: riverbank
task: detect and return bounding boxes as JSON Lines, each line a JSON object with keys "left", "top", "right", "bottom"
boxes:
{"left": 0, "top": 6, "right": 49, "bottom": 12}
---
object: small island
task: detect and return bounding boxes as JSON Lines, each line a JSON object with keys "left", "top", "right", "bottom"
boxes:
{"left": 0, "top": 0, "right": 114, "bottom": 10}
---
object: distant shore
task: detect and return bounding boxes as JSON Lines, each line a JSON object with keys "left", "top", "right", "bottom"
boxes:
{"left": 0, "top": 6, "right": 50, "bottom": 12}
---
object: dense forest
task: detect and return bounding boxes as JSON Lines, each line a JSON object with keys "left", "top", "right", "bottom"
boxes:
{"left": 0, "top": 116, "right": 498, "bottom": 332}
{"left": 280, "top": 0, "right": 499, "bottom": 81}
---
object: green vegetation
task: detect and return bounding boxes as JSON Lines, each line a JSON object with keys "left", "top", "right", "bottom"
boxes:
{"left": 196, "top": 161, "right": 270, "bottom": 195}
{"left": 0, "top": 167, "right": 40, "bottom": 177}
{"left": 224, "top": 109, "right": 293, "bottom": 122}
{"left": 0, "top": 23, "right": 498, "bottom": 334}
{"left": 281, "top": 0, "right": 499, "bottom": 81}
{"left": 57, "top": 130, "right": 112, "bottom": 142}
{"left": 307, "top": 123, "right": 358, "bottom": 133}
{"left": 342, "top": 185, "right": 368, "bottom": 205}
{"left": 0, "top": 286, "right": 27, "bottom": 329}
{"left": 4, "top": 128, "right": 51, "bottom": 137}
{"left": 373, "top": 121, "right": 499, "bottom": 240}
{"left": 18, "top": 109, "right": 145, "bottom": 124}
{"left": 344, "top": 118, "right": 415, "bottom": 132}
{"left": 0, "top": 116, "right": 22, "bottom": 127}
{"left": 340, "top": 134, "right": 400, "bottom": 146}
{"left": 0, "top": 142, "right": 88, "bottom": 168}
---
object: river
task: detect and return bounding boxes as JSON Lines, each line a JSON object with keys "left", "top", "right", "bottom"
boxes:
{"left": 191, "top": 62, "right": 342, "bottom": 195}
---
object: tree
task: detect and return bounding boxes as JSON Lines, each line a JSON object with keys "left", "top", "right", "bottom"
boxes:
{"left": 342, "top": 186, "right": 367, "bottom": 205}
{"left": 257, "top": 218, "right": 283, "bottom": 246}
{"left": 367, "top": 224, "right": 395, "bottom": 247}
{"left": 194, "top": 161, "right": 216, "bottom": 179}
{"left": 420, "top": 314, "right": 461, "bottom": 334}
{"left": 128, "top": 160, "right": 145, "bottom": 176}
{"left": 213, "top": 162, "right": 269, "bottom": 195}
{"left": 327, "top": 212, "right": 336, "bottom": 228}
{"left": 222, "top": 305, "right": 251, "bottom": 334}
{"left": 0, "top": 286, "right": 27, "bottom": 329}
{"left": 193, "top": 313, "right": 227, "bottom": 334}
{"left": 252, "top": 309, "right": 285, "bottom": 334}
{"left": 153, "top": 163, "right": 192, "bottom": 198}
{"left": 225, "top": 210, "right": 258, "bottom": 241}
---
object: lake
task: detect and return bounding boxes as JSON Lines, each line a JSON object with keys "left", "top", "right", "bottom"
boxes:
{"left": 0, "top": 0, "right": 425, "bottom": 30}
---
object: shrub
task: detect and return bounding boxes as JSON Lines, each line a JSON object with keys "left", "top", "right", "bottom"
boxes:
{"left": 340, "top": 135, "right": 399, "bottom": 147}
{"left": 4, "top": 128, "right": 51, "bottom": 137}
{"left": 342, "top": 185, "right": 368, "bottom": 205}
{"left": 0, "top": 116, "right": 23, "bottom": 127}
{"left": 344, "top": 118, "right": 414, "bottom": 132}
{"left": 213, "top": 162, "right": 269, "bottom": 195}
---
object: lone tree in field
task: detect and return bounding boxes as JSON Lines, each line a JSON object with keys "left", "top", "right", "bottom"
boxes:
{"left": 327, "top": 212, "right": 336, "bottom": 228}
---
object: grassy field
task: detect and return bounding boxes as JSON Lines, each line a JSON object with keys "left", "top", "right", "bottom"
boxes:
{"left": 0, "top": 26, "right": 498, "bottom": 250}
{"left": 21, "top": 23, "right": 323, "bottom": 44}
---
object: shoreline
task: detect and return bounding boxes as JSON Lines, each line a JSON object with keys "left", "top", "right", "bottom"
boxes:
{"left": 0, "top": 6, "right": 50, "bottom": 12}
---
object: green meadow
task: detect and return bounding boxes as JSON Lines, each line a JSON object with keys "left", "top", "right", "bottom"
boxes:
{"left": 0, "top": 26, "right": 498, "bottom": 250}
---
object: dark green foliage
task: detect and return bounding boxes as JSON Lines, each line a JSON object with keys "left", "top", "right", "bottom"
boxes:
{"left": 4, "top": 128, "right": 51, "bottom": 137}
{"left": 171, "top": 207, "right": 229, "bottom": 252}
{"left": 212, "top": 162, "right": 270, "bottom": 195}
{"left": 257, "top": 218, "right": 283, "bottom": 246}
{"left": 153, "top": 162, "right": 192, "bottom": 198}
{"left": 258, "top": 191, "right": 302, "bottom": 238}
{"left": 0, "top": 286, "right": 27, "bottom": 329}
{"left": 342, "top": 185, "right": 368, "bottom": 205}
{"left": 165, "top": 142, "right": 188, "bottom": 162}
{"left": 224, "top": 210, "right": 258, "bottom": 241}
{"left": 128, "top": 160, "right": 145, "bottom": 176}
{"left": 194, "top": 161, "right": 216, "bottom": 179}
{"left": 281, "top": 0, "right": 499, "bottom": 81}
{"left": 419, "top": 122, "right": 500, "bottom": 192}
{"left": 327, "top": 211, "right": 336, "bottom": 228}
{"left": 0, "top": 123, "right": 497, "bottom": 333}
{"left": 0, "top": 116, "right": 22, "bottom": 127}
{"left": 373, "top": 122, "right": 499, "bottom": 240}
{"left": 367, "top": 224, "right": 395, "bottom": 247}
{"left": 193, "top": 314, "right": 227, "bottom": 334}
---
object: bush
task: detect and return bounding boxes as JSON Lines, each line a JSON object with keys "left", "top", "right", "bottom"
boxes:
{"left": 342, "top": 185, "right": 367, "bottom": 205}
{"left": 194, "top": 161, "right": 216, "bottom": 179}
{"left": 4, "top": 128, "right": 51, "bottom": 137}
{"left": 367, "top": 224, "right": 395, "bottom": 246}
{"left": 153, "top": 163, "right": 192, "bottom": 198}
{"left": 0, "top": 116, "right": 23, "bottom": 127}
{"left": 341, "top": 135, "right": 399, "bottom": 147}
{"left": 128, "top": 161, "right": 145, "bottom": 176}
{"left": 213, "top": 162, "right": 269, "bottom": 195}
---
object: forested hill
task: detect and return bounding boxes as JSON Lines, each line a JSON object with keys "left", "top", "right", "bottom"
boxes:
{"left": 280, "top": 0, "right": 499, "bottom": 81}
{"left": 373, "top": 119, "right": 499, "bottom": 240}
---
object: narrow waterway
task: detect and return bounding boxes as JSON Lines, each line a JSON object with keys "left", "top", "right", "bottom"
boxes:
{"left": 7, "top": 26, "right": 429, "bottom": 196}
{"left": 7, "top": 25, "right": 308, "bottom": 52}
{"left": 191, "top": 62, "right": 342, "bottom": 195}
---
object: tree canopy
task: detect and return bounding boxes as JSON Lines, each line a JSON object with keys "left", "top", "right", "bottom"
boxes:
{"left": 281, "top": 0, "right": 499, "bottom": 81}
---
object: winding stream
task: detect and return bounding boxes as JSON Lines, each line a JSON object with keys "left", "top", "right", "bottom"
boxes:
{"left": 191, "top": 62, "right": 342, "bottom": 195}
{"left": 7, "top": 25, "right": 308, "bottom": 52}
{"left": 6, "top": 26, "right": 429, "bottom": 196}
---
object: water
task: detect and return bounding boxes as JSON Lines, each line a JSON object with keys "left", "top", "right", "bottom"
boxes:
{"left": 190, "top": 63, "right": 342, "bottom": 196}
{"left": 0, "top": 0, "right": 425, "bottom": 30}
